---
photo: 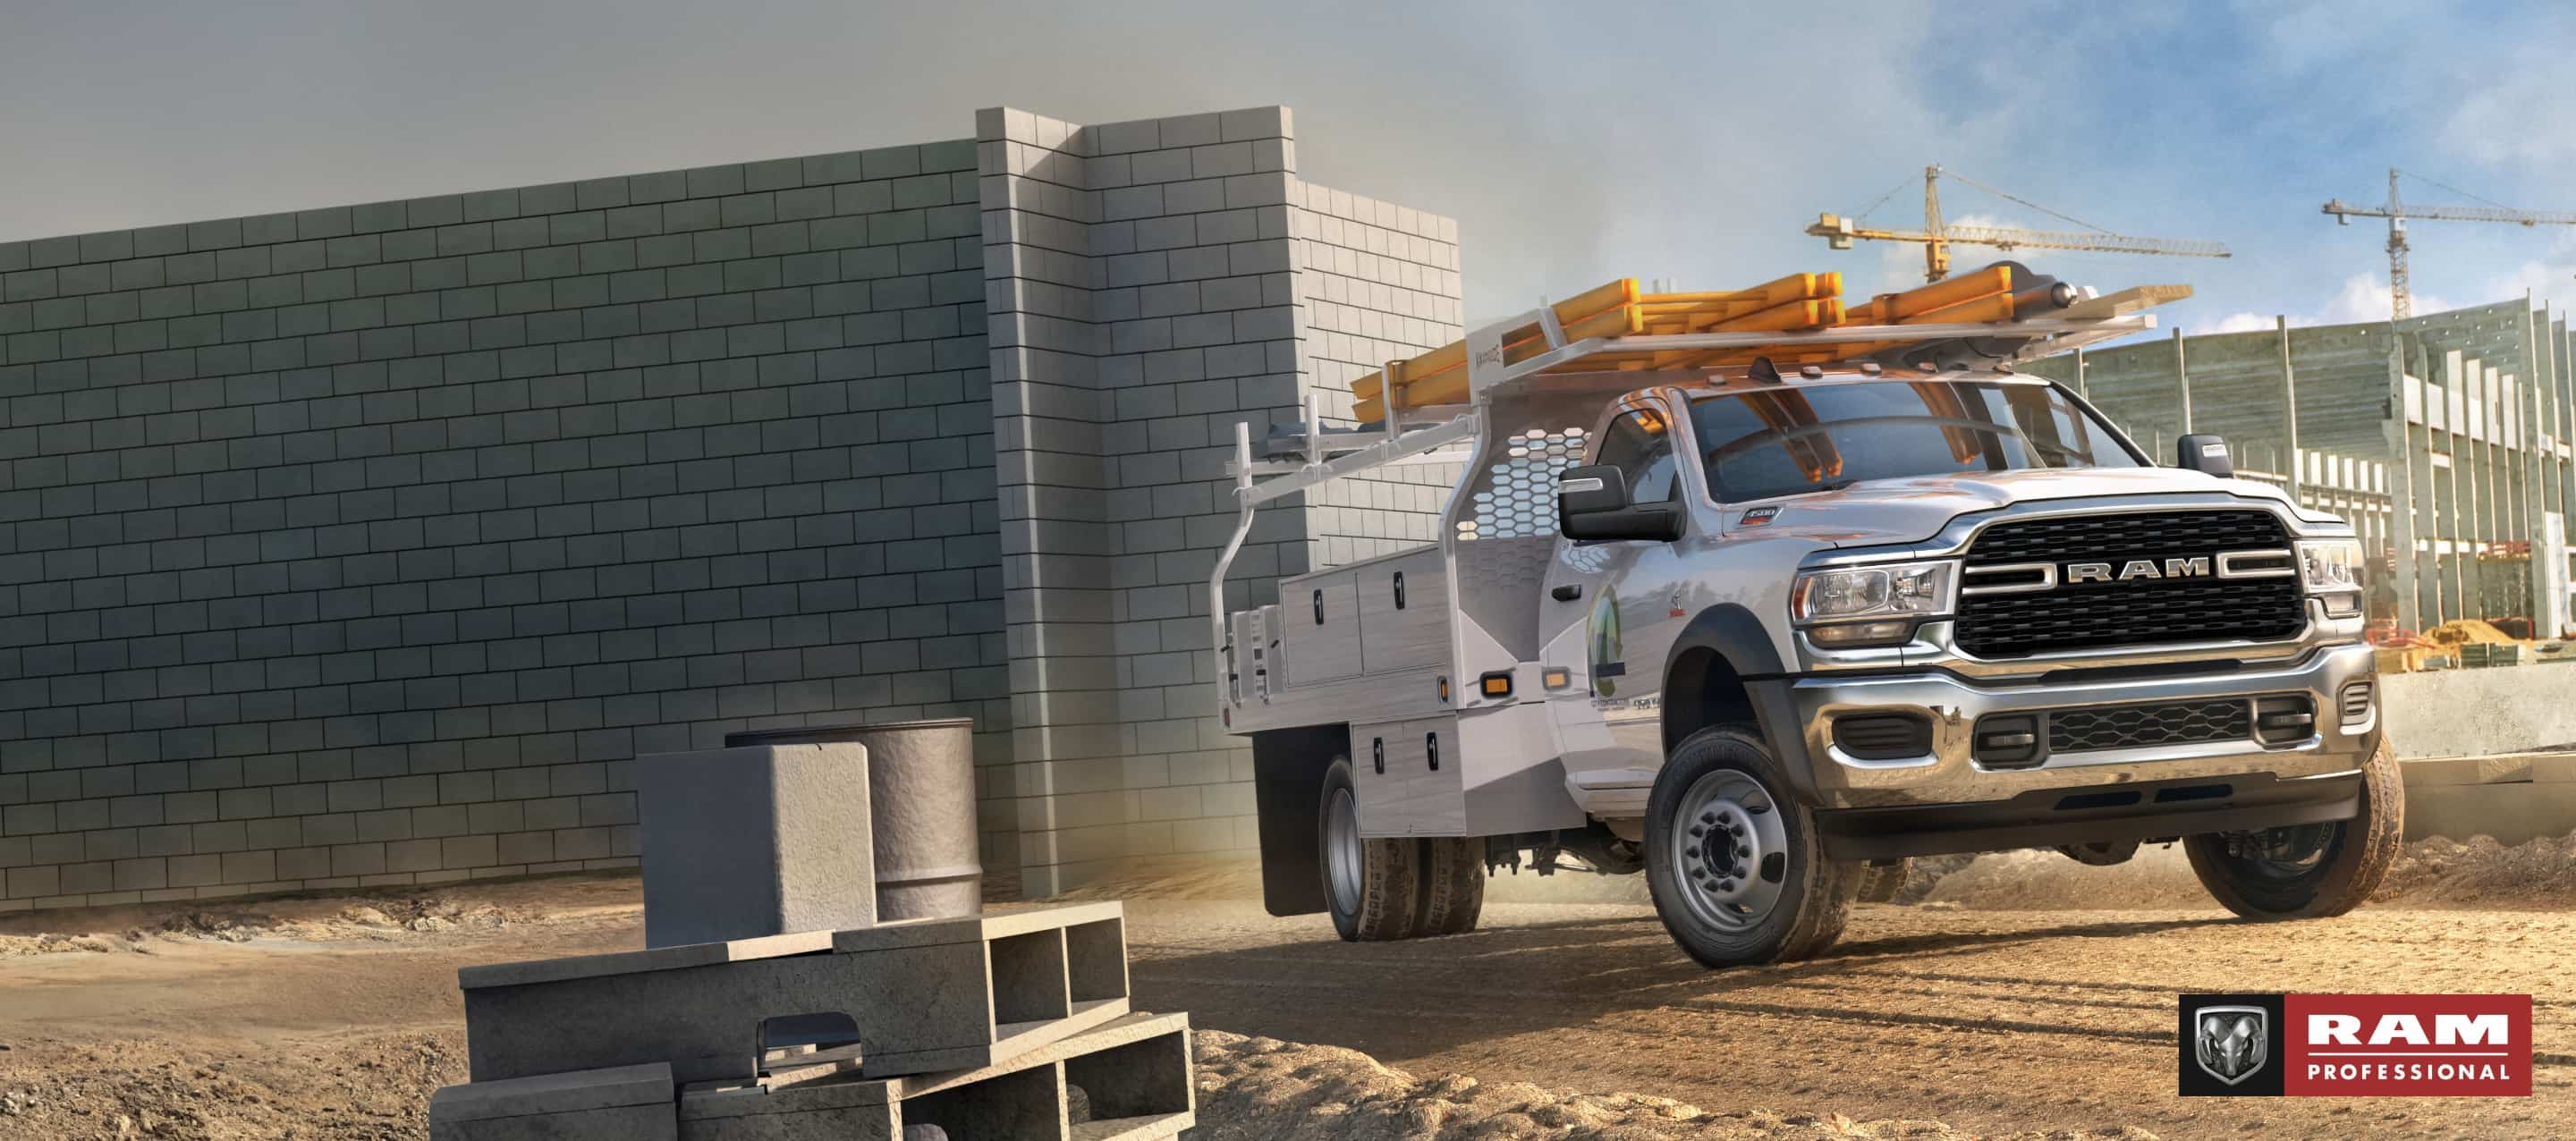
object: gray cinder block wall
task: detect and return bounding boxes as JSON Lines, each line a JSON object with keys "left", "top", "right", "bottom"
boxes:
{"left": 0, "top": 139, "right": 1006, "bottom": 911}
{"left": 0, "top": 103, "right": 1456, "bottom": 909}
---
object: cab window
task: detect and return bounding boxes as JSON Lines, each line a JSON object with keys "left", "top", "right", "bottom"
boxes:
{"left": 1592, "top": 407, "right": 1678, "bottom": 503}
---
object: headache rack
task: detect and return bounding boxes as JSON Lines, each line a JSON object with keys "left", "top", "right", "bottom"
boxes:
{"left": 1208, "top": 261, "right": 2190, "bottom": 713}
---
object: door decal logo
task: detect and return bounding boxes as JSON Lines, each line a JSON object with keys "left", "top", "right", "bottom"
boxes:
{"left": 1589, "top": 590, "right": 1622, "bottom": 697}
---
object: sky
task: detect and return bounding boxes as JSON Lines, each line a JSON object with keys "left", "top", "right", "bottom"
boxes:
{"left": 9, "top": 0, "right": 2576, "bottom": 343}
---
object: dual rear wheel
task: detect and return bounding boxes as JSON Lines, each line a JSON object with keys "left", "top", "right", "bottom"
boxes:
{"left": 1318, "top": 758, "right": 1485, "bottom": 941}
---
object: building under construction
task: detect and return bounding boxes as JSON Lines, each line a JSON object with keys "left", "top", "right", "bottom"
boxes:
{"left": 2024, "top": 298, "right": 2573, "bottom": 638}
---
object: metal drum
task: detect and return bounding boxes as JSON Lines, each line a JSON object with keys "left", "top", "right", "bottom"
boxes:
{"left": 724, "top": 718, "right": 983, "bottom": 921}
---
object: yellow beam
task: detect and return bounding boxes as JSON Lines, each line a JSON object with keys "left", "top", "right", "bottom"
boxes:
{"left": 1352, "top": 278, "right": 1637, "bottom": 402}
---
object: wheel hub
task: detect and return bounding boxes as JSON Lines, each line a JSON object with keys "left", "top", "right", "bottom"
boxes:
{"left": 1687, "top": 802, "right": 1760, "bottom": 900}
{"left": 1325, "top": 786, "right": 1363, "bottom": 913}
{"left": 1668, "top": 769, "right": 1792, "bottom": 932}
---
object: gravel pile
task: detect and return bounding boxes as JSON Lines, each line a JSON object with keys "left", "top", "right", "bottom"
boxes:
{"left": 1189, "top": 1029, "right": 2161, "bottom": 1140}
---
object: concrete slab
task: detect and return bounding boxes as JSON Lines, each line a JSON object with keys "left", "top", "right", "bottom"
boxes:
{"left": 676, "top": 1012, "right": 1193, "bottom": 1141}
{"left": 2385, "top": 669, "right": 2576, "bottom": 759}
{"left": 428, "top": 1061, "right": 676, "bottom": 1141}
{"left": 460, "top": 930, "right": 836, "bottom": 991}
{"left": 463, "top": 903, "right": 1133, "bottom": 1086}
{"left": 636, "top": 743, "right": 875, "bottom": 949}
{"left": 2403, "top": 781, "right": 2576, "bottom": 843}
{"left": 827, "top": 900, "right": 1124, "bottom": 955}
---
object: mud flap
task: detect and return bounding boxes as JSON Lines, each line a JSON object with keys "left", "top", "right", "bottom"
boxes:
{"left": 1252, "top": 725, "right": 1347, "bottom": 916}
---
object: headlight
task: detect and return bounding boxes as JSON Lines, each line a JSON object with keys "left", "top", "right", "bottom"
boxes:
{"left": 2296, "top": 539, "right": 2361, "bottom": 592}
{"left": 2298, "top": 538, "right": 2363, "bottom": 618}
{"left": 1792, "top": 561, "right": 1956, "bottom": 624}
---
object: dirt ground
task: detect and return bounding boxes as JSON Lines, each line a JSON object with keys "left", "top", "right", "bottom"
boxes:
{"left": 0, "top": 836, "right": 2569, "bottom": 1140}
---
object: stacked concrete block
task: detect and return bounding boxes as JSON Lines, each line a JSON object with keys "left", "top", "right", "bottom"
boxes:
{"left": 429, "top": 1062, "right": 677, "bottom": 1140}
{"left": 633, "top": 741, "right": 875, "bottom": 948}
{"left": 431, "top": 654, "right": 1186, "bottom": 1136}
{"left": 435, "top": 900, "right": 1187, "bottom": 1139}
{"left": 461, "top": 900, "right": 1134, "bottom": 1083}
{"left": 677, "top": 1011, "right": 1194, "bottom": 1140}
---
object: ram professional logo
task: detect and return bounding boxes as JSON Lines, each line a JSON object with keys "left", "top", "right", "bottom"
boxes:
{"left": 2194, "top": 1004, "right": 2272, "bottom": 1086}
{"left": 2067, "top": 556, "right": 2209, "bottom": 583}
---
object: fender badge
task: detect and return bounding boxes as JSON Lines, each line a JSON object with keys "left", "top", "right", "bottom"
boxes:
{"left": 1740, "top": 506, "right": 1780, "bottom": 527}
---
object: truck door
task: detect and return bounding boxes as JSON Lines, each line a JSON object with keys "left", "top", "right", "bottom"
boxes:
{"left": 1542, "top": 400, "right": 1692, "bottom": 779}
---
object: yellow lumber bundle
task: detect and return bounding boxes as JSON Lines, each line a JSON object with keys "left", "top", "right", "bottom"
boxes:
{"left": 1353, "top": 265, "right": 2032, "bottom": 423}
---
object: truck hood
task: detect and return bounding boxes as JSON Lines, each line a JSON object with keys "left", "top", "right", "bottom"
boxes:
{"left": 1722, "top": 468, "right": 2310, "bottom": 548}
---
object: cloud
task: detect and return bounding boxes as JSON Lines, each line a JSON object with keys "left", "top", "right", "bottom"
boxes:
{"left": 2190, "top": 274, "right": 2451, "bottom": 334}
{"left": 2442, "top": 41, "right": 2576, "bottom": 166}
{"left": 2204, "top": 312, "right": 2277, "bottom": 334}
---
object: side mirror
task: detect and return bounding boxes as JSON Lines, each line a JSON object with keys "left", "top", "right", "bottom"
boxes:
{"left": 2175, "top": 433, "right": 2233, "bottom": 478}
{"left": 1557, "top": 465, "right": 1683, "bottom": 542}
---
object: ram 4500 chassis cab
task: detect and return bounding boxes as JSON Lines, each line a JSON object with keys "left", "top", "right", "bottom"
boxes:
{"left": 1214, "top": 266, "right": 2394, "bottom": 968}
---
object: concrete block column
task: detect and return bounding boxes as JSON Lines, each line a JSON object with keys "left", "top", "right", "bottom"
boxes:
{"left": 979, "top": 106, "right": 1460, "bottom": 895}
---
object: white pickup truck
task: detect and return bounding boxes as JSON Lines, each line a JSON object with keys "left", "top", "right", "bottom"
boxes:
{"left": 1213, "top": 266, "right": 2394, "bottom": 968}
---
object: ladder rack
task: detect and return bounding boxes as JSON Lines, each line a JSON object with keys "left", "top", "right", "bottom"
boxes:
{"left": 1207, "top": 264, "right": 2189, "bottom": 689}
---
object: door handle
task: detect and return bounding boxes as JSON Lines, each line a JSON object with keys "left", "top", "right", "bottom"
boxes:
{"left": 1550, "top": 584, "right": 1581, "bottom": 602}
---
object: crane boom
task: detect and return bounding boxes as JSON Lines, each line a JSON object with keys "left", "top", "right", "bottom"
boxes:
{"left": 1809, "top": 216, "right": 2232, "bottom": 258}
{"left": 2322, "top": 199, "right": 2576, "bottom": 227}
{"left": 1811, "top": 165, "right": 2231, "bottom": 283}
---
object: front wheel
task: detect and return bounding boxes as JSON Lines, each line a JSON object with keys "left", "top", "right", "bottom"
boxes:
{"left": 1645, "top": 726, "right": 1853, "bottom": 968}
{"left": 2183, "top": 735, "right": 2401, "bottom": 919}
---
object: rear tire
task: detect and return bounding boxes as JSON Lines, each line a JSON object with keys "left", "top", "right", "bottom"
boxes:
{"left": 2184, "top": 735, "right": 2401, "bottom": 919}
{"left": 1416, "top": 838, "right": 1487, "bottom": 935}
{"left": 1645, "top": 726, "right": 1853, "bottom": 968}
{"left": 1318, "top": 758, "right": 1421, "bottom": 941}
{"left": 1852, "top": 859, "right": 1907, "bottom": 904}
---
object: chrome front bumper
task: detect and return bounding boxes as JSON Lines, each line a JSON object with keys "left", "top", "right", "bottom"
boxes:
{"left": 1789, "top": 642, "right": 2377, "bottom": 809}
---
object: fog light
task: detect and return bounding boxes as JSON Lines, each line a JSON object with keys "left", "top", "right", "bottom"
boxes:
{"left": 1834, "top": 714, "right": 1932, "bottom": 760}
{"left": 2254, "top": 696, "right": 2316, "bottom": 745}
{"left": 1975, "top": 714, "right": 2041, "bottom": 769}
{"left": 1808, "top": 620, "right": 1913, "bottom": 647}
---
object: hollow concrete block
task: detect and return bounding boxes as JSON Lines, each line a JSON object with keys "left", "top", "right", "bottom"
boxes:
{"left": 674, "top": 1011, "right": 1194, "bottom": 1141}
{"left": 635, "top": 743, "right": 875, "bottom": 949}
{"left": 428, "top": 1061, "right": 676, "bottom": 1141}
{"left": 462, "top": 901, "right": 1131, "bottom": 1086}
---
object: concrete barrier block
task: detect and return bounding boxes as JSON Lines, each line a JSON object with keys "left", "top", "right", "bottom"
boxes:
{"left": 462, "top": 901, "right": 1131, "bottom": 1086}
{"left": 428, "top": 1061, "right": 675, "bottom": 1141}
{"left": 635, "top": 743, "right": 874, "bottom": 949}
{"left": 675, "top": 1011, "right": 1192, "bottom": 1141}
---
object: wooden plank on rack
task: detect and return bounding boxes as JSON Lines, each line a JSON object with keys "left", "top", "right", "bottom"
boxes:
{"left": 1352, "top": 278, "right": 1637, "bottom": 402}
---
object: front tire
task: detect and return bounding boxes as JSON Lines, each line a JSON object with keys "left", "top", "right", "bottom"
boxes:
{"left": 1645, "top": 726, "right": 1853, "bottom": 968}
{"left": 1318, "top": 758, "right": 1420, "bottom": 941}
{"left": 2184, "top": 735, "right": 2401, "bottom": 919}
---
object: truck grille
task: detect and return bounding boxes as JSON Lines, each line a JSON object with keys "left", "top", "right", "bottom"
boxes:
{"left": 1954, "top": 510, "right": 2306, "bottom": 657}
{"left": 2049, "top": 699, "right": 2250, "bottom": 752}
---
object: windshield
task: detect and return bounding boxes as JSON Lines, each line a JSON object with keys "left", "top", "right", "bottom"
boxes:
{"left": 1685, "top": 379, "right": 2140, "bottom": 502}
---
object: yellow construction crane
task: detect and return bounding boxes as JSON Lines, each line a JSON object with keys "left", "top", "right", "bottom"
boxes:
{"left": 2322, "top": 167, "right": 2576, "bottom": 319}
{"left": 1809, "top": 165, "right": 2232, "bottom": 283}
